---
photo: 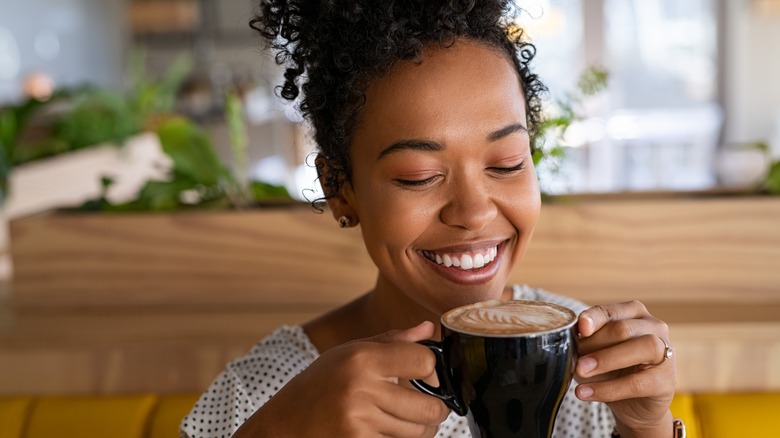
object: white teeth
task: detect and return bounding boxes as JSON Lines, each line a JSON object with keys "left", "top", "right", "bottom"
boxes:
{"left": 426, "top": 245, "right": 499, "bottom": 270}
{"left": 473, "top": 254, "right": 485, "bottom": 268}
{"left": 423, "top": 246, "right": 498, "bottom": 271}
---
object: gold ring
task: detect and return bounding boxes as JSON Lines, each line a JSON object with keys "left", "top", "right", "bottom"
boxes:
{"left": 651, "top": 336, "right": 673, "bottom": 366}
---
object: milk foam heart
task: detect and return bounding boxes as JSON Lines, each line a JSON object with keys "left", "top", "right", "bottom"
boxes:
{"left": 442, "top": 300, "right": 576, "bottom": 335}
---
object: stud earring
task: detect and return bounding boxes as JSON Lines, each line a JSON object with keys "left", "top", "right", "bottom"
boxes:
{"left": 338, "top": 216, "right": 351, "bottom": 228}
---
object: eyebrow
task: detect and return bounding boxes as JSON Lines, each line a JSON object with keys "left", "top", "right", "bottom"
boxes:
{"left": 377, "top": 122, "right": 529, "bottom": 160}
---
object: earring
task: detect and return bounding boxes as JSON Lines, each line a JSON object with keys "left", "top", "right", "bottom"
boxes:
{"left": 338, "top": 216, "right": 351, "bottom": 228}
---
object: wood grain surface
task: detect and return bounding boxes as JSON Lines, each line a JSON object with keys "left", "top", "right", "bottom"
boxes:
{"left": 2, "top": 196, "right": 779, "bottom": 395}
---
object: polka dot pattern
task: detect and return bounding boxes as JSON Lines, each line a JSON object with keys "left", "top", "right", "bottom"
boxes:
{"left": 181, "top": 286, "right": 615, "bottom": 437}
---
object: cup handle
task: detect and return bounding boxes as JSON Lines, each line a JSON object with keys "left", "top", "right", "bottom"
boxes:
{"left": 409, "top": 340, "right": 468, "bottom": 416}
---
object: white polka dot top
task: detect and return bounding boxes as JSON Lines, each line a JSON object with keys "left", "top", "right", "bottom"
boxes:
{"left": 181, "top": 286, "right": 616, "bottom": 437}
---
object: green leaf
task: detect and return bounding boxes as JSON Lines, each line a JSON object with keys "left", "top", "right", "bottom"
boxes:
{"left": 764, "top": 161, "right": 780, "bottom": 195}
{"left": 250, "top": 181, "right": 290, "bottom": 201}
{"left": 225, "top": 91, "right": 248, "bottom": 189}
{"left": 155, "top": 118, "right": 229, "bottom": 186}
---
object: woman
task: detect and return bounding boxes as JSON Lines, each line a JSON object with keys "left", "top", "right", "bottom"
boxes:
{"left": 181, "top": 1, "right": 677, "bottom": 437}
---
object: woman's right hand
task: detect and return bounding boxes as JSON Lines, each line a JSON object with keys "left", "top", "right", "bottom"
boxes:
{"left": 232, "top": 321, "right": 450, "bottom": 437}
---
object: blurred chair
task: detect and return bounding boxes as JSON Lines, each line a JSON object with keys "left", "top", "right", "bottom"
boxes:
{"left": 23, "top": 394, "right": 156, "bottom": 438}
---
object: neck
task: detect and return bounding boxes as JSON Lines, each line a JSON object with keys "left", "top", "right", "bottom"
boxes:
{"left": 361, "top": 276, "right": 445, "bottom": 339}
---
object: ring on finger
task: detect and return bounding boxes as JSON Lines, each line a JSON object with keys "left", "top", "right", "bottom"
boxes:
{"left": 651, "top": 336, "right": 673, "bottom": 366}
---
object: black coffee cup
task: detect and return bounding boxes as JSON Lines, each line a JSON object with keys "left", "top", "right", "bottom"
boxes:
{"left": 411, "top": 300, "right": 578, "bottom": 438}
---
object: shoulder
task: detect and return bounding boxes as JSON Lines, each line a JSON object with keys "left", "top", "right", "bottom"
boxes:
{"left": 225, "top": 325, "right": 319, "bottom": 403}
{"left": 511, "top": 284, "right": 591, "bottom": 314}
{"left": 180, "top": 325, "right": 319, "bottom": 437}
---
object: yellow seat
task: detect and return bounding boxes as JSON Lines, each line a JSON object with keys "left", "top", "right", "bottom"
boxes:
{"left": 24, "top": 394, "right": 157, "bottom": 438}
{"left": 0, "top": 397, "right": 34, "bottom": 438}
{"left": 670, "top": 393, "right": 701, "bottom": 438}
{"left": 148, "top": 394, "right": 200, "bottom": 438}
{"left": 694, "top": 392, "right": 780, "bottom": 438}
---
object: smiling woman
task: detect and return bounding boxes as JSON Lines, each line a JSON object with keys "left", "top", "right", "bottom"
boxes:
{"left": 180, "top": 1, "right": 678, "bottom": 437}
{"left": 335, "top": 40, "right": 541, "bottom": 314}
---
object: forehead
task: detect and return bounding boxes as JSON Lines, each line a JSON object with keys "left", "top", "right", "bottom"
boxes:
{"left": 352, "top": 39, "right": 527, "bottom": 149}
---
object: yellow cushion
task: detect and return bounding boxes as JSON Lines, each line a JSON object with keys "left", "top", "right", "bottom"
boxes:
{"left": 670, "top": 393, "right": 700, "bottom": 438}
{"left": 0, "top": 397, "right": 33, "bottom": 438}
{"left": 694, "top": 392, "right": 780, "bottom": 438}
{"left": 148, "top": 394, "right": 200, "bottom": 438}
{"left": 24, "top": 394, "right": 157, "bottom": 438}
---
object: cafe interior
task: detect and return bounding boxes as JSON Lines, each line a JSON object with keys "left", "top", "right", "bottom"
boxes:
{"left": 0, "top": 0, "right": 779, "bottom": 437}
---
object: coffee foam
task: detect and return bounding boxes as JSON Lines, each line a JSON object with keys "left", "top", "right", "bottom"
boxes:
{"left": 442, "top": 300, "right": 576, "bottom": 336}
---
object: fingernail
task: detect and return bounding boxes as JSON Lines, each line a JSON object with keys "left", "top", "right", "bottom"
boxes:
{"left": 578, "top": 357, "right": 597, "bottom": 374}
{"left": 578, "top": 385, "right": 594, "bottom": 399}
{"left": 577, "top": 316, "right": 592, "bottom": 337}
{"left": 581, "top": 315, "right": 594, "bottom": 329}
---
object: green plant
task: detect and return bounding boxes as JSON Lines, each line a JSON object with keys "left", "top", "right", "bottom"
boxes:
{"left": 764, "top": 160, "right": 780, "bottom": 195}
{"left": 0, "top": 51, "right": 191, "bottom": 205}
{"left": 81, "top": 99, "right": 290, "bottom": 212}
{"left": 532, "top": 66, "right": 609, "bottom": 168}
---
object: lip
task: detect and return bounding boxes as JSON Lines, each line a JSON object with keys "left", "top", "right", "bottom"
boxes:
{"left": 417, "top": 239, "right": 509, "bottom": 286}
{"left": 422, "top": 239, "right": 506, "bottom": 254}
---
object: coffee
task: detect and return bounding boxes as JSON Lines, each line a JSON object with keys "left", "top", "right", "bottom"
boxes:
{"left": 412, "top": 300, "right": 578, "bottom": 438}
{"left": 442, "top": 300, "right": 575, "bottom": 335}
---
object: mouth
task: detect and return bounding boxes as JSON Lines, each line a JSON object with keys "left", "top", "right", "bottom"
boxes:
{"left": 420, "top": 241, "right": 503, "bottom": 271}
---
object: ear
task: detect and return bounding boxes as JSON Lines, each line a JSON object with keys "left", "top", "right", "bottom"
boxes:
{"left": 315, "top": 154, "right": 359, "bottom": 226}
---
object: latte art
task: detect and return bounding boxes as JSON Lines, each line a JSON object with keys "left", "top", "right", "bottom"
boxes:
{"left": 443, "top": 300, "right": 575, "bottom": 335}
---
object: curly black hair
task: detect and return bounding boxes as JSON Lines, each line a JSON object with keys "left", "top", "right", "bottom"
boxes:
{"left": 250, "top": 0, "right": 546, "bottom": 202}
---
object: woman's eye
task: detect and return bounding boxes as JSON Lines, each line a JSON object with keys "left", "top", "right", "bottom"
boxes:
{"left": 490, "top": 161, "right": 526, "bottom": 174}
{"left": 394, "top": 176, "right": 438, "bottom": 187}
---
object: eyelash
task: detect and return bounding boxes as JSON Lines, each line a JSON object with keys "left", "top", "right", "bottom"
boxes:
{"left": 395, "top": 176, "right": 438, "bottom": 187}
{"left": 394, "top": 161, "right": 526, "bottom": 187}
{"left": 490, "top": 161, "right": 526, "bottom": 174}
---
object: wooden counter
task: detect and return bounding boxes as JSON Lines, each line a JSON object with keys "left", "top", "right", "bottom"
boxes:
{"left": 1, "top": 195, "right": 779, "bottom": 395}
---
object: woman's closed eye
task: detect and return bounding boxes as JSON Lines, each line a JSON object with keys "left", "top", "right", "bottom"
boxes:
{"left": 394, "top": 175, "right": 439, "bottom": 187}
{"left": 489, "top": 160, "right": 526, "bottom": 175}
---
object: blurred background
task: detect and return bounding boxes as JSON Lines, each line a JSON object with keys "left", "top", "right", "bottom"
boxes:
{"left": 0, "top": 1, "right": 779, "bottom": 436}
{"left": 1, "top": 0, "right": 779, "bottom": 206}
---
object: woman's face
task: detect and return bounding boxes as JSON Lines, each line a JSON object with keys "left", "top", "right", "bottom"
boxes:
{"left": 337, "top": 39, "right": 541, "bottom": 315}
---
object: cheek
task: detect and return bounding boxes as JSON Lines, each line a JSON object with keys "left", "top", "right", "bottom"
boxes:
{"left": 352, "top": 182, "right": 434, "bottom": 250}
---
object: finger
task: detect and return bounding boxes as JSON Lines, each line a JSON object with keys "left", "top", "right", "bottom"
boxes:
{"left": 378, "top": 383, "right": 451, "bottom": 427}
{"left": 575, "top": 366, "right": 675, "bottom": 403}
{"left": 578, "top": 301, "right": 651, "bottom": 337}
{"left": 358, "top": 400, "right": 441, "bottom": 438}
{"left": 368, "top": 321, "right": 436, "bottom": 344}
{"left": 377, "top": 415, "right": 440, "bottom": 438}
{"left": 576, "top": 334, "right": 673, "bottom": 379}
{"left": 578, "top": 317, "right": 669, "bottom": 356}
{"left": 347, "top": 341, "right": 438, "bottom": 380}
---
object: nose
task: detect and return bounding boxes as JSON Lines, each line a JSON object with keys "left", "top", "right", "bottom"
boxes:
{"left": 439, "top": 175, "right": 497, "bottom": 231}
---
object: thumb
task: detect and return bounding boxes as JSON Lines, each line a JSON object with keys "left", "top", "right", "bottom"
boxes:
{"left": 368, "top": 321, "right": 436, "bottom": 344}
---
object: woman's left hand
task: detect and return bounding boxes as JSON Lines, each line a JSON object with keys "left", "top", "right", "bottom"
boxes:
{"left": 575, "top": 300, "right": 676, "bottom": 437}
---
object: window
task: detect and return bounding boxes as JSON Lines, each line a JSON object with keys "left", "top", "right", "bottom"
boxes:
{"left": 518, "top": 0, "right": 720, "bottom": 194}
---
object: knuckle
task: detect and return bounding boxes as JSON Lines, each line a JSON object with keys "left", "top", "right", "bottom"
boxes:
{"left": 420, "top": 399, "right": 449, "bottom": 424}
{"left": 612, "top": 319, "right": 635, "bottom": 340}
{"left": 643, "top": 333, "right": 663, "bottom": 352}
{"left": 629, "top": 300, "right": 648, "bottom": 314}
{"left": 591, "top": 304, "right": 614, "bottom": 323}
{"left": 629, "top": 373, "right": 652, "bottom": 395}
{"left": 414, "top": 348, "right": 437, "bottom": 375}
{"left": 658, "top": 320, "right": 670, "bottom": 337}
{"left": 341, "top": 377, "right": 366, "bottom": 400}
{"left": 404, "top": 345, "right": 436, "bottom": 378}
{"left": 342, "top": 344, "right": 372, "bottom": 369}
